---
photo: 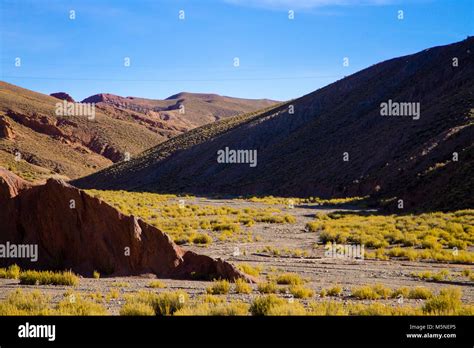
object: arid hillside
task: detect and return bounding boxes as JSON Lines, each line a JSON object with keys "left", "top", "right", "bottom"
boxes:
{"left": 73, "top": 38, "right": 474, "bottom": 211}
{"left": 0, "top": 81, "right": 277, "bottom": 181}
{"left": 82, "top": 91, "right": 277, "bottom": 130}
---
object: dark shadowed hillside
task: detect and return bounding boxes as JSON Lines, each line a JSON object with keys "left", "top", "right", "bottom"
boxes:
{"left": 73, "top": 38, "right": 474, "bottom": 211}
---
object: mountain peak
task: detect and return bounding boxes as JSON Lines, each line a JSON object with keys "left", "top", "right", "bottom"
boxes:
{"left": 50, "top": 92, "right": 75, "bottom": 103}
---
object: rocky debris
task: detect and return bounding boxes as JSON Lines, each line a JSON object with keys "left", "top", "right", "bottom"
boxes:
{"left": 0, "top": 168, "right": 255, "bottom": 282}
{"left": 0, "top": 116, "right": 15, "bottom": 139}
{"left": 50, "top": 92, "right": 75, "bottom": 102}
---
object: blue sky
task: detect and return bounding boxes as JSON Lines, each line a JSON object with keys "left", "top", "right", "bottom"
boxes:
{"left": 0, "top": 0, "right": 472, "bottom": 101}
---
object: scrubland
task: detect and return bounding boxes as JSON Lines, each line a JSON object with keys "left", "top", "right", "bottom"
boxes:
{"left": 0, "top": 193, "right": 472, "bottom": 316}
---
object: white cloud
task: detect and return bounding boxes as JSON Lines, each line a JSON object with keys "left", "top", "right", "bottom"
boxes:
{"left": 224, "top": 0, "right": 395, "bottom": 10}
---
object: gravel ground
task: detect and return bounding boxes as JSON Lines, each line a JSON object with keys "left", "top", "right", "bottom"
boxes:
{"left": 1, "top": 198, "right": 472, "bottom": 315}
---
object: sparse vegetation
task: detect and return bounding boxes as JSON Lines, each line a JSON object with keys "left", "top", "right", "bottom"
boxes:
{"left": 0, "top": 264, "right": 21, "bottom": 279}
{"left": 120, "top": 302, "right": 155, "bottom": 316}
{"left": 121, "top": 291, "right": 189, "bottom": 316}
{"left": 249, "top": 295, "right": 307, "bottom": 315}
{"left": 257, "top": 282, "right": 278, "bottom": 294}
{"left": 288, "top": 285, "right": 314, "bottom": 299}
{"left": 174, "top": 301, "right": 249, "bottom": 316}
{"left": 190, "top": 233, "right": 213, "bottom": 245}
{"left": 56, "top": 294, "right": 108, "bottom": 315}
{"left": 408, "top": 287, "right": 433, "bottom": 299}
{"left": 206, "top": 280, "right": 231, "bottom": 295}
{"left": 276, "top": 273, "right": 304, "bottom": 286}
{"left": 259, "top": 246, "right": 310, "bottom": 258}
{"left": 247, "top": 196, "right": 365, "bottom": 206}
{"left": 351, "top": 284, "right": 392, "bottom": 300}
{"left": 86, "top": 190, "right": 297, "bottom": 244}
{"left": 234, "top": 279, "right": 252, "bottom": 294}
{"left": 0, "top": 290, "right": 107, "bottom": 315}
{"left": 308, "top": 210, "right": 474, "bottom": 263}
{"left": 19, "top": 270, "right": 78, "bottom": 286}
{"left": 422, "top": 288, "right": 466, "bottom": 315}
{"left": 237, "top": 263, "right": 262, "bottom": 277}
{"left": 411, "top": 269, "right": 452, "bottom": 282}
{"left": 147, "top": 280, "right": 166, "bottom": 289}
{"left": 0, "top": 289, "right": 53, "bottom": 315}
{"left": 326, "top": 285, "right": 343, "bottom": 297}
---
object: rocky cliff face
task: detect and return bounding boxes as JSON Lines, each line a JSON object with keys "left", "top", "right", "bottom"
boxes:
{"left": 0, "top": 168, "right": 254, "bottom": 281}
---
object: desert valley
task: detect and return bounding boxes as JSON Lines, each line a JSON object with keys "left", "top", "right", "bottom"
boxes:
{"left": 0, "top": 36, "right": 473, "bottom": 317}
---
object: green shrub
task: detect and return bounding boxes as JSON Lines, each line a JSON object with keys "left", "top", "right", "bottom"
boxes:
{"left": 308, "top": 301, "right": 347, "bottom": 315}
{"left": 123, "top": 291, "right": 189, "bottom": 316}
{"left": 234, "top": 279, "right": 252, "bottom": 294}
{"left": 0, "top": 289, "right": 52, "bottom": 315}
{"left": 372, "top": 284, "right": 392, "bottom": 299}
{"left": 276, "top": 273, "right": 304, "bottom": 285}
{"left": 191, "top": 233, "right": 213, "bottom": 245}
{"left": 351, "top": 286, "right": 380, "bottom": 300}
{"left": 56, "top": 295, "right": 108, "bottom": 315}
{"left": 153, "top": 291, "right": 189, "bottom": 315}
{"left": 19, "top": 270, "right": 78, "bottom": 286}
{"left": 237, "top": 264, "right": 262, "bottom": 277}
{"left": 423, "top": 288, "right": 462, "bottom": 315}
{"left": 0, "top": 264, "right": 21, "bottom": 279}
{"left": 408, "top": 287, "right": 433, "bottom": 299}
{"left": 351, "top": 284, "right": 391, "bottom": 300}
{"left": 326, "top": 285, "right": 343, "bottom": 297}
{"left": 305, "top": 221, "right": 321, "bottom": 232}
{"left": 266, "top": 302, "right": 306, "bottom": 315}
{"left": 206, "top": 280, "right": 231, "bottom": 295}
{"left": 147, "top": 280, "right": 166, "bottom": 289}
{"left": 249, "top": 295, "right": 306, "bottom": 316}
{"left": 120, "top": 302, "right": 155, "bottom": 316}
{"left": 257, "top": 282, "right": 277, "bottom": 294}
{"left": 175, "top": 301, "right": 249, "bottom": 316}
{"left": 391, "top": 287, "right": 410, "bottom": 299}
{"left": 289, "top": 285, "right": 314, "bottom": 299}
{"left": 199, "top": 294, "right": 224, "bottom": 304}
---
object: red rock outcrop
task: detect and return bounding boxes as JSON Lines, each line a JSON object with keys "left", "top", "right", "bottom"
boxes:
{"left": 0, "top": 168, "right": 255, "bottom": 282}
{"left": 50, "top": 92, "right": 75, "bottom": 102}
{"left": 0, "top": 168, "right": 31, "bottom": 198}
{"left": 8, "top": 111, "right": 64, "bottom": 138}
{"left": 0, "top": 117, "right": 15, "bottom": 139}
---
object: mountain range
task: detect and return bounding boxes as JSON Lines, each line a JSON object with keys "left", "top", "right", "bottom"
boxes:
{"left": 0, "top": 82, "right": 276, "bottom": 181}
